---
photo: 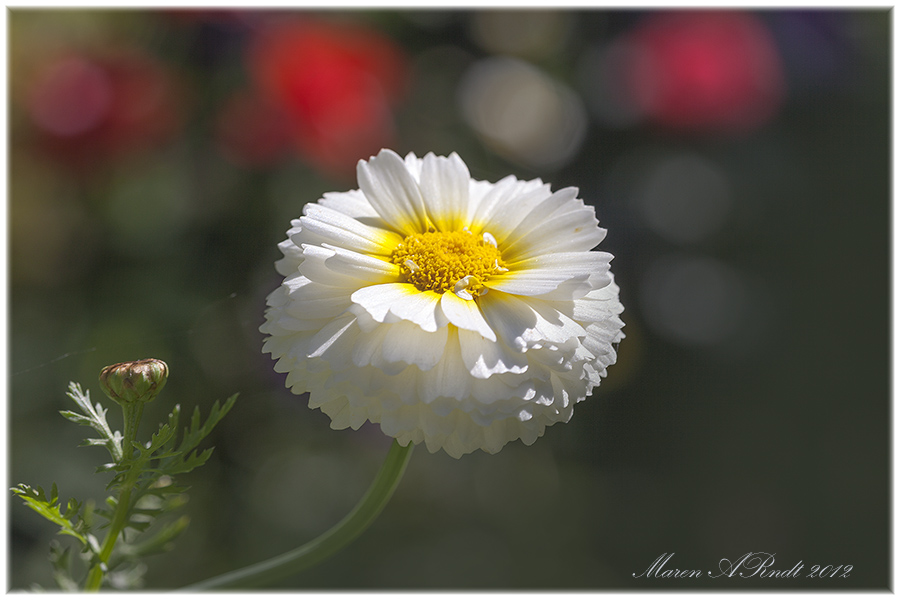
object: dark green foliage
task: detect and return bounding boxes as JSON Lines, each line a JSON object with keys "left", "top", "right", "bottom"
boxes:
{"left": 12, "top": 382, "right": 237, "bottom": 590}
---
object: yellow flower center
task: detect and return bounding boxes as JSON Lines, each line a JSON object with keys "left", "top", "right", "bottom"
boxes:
{"left": 391, "top": 229, "right": 507, "bottom": 297}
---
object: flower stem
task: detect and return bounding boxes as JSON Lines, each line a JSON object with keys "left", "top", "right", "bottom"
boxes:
{"left": 83, "top": 402, "right": 145, "bottom": 592}
{"left": 183, "top": 439, "right": 414, "bottom": 590}
{"left": 83, "top": 482, "right": 135, "bottom": 592}
{"left": 120, "top": 403, "right": 143, "bottom": 459}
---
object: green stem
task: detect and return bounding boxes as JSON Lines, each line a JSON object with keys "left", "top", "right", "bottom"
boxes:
{"left": 183, "top": 439, "right": 414, "bottom": 590}
{"left": 84, "top": 402, "right": 144, "bottom": 592}
{"left": 83, "top": 465, "right": 141, "bottom": 591}
{"left": 83, "top": 561, "right": 104, "bottom": 591}
{"left": 83, "top": 485, "right": 135, "bottom": 591}
{"left": 120, "top": 403, "right": 144, "bottom": 460}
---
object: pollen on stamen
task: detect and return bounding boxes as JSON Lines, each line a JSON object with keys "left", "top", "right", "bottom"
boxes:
{"left": 390, "top": 228, "right": 507, "bottom": 296}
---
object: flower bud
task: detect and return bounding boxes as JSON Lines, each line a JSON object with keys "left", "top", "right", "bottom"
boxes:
{"left": 99, "top": 359, "right": 168, "bottom": 405}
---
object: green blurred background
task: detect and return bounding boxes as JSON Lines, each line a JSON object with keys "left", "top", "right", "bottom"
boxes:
{"left": 8, "top": 8, "right": 889, "bottom": 590}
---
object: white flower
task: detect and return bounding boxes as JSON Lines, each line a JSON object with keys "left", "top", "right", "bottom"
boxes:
{"left": 261, "top": 149, "right": 625, "bottom": 458}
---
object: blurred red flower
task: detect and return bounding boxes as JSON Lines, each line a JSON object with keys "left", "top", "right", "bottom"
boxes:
{"left": 621, "top": 11, "right": 786, "bottom": 135}
{"left": 23, "top": 50, "right": 184, "bottom": 168}
{"left": 243, "top": 18, "right": 409, "bottom": 177}
{"left": 214, "top": 91, "right": 293, "bottom": 168}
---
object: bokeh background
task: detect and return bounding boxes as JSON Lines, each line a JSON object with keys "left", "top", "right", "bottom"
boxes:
{"left": 8, "top": 8, "right": 889, "bottom": 590}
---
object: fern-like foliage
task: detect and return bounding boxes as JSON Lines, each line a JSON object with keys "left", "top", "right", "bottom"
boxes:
{"left": 102, "top": 395, "right": 238, "bottom": 539}
{"left": 12, "top": 379, "right": 237, "bottom": 591}
{"left": 59, "top": 383, "right": 124, "bottom": 465}
{"left": 10, "top": 483, "right": 89, "bottom": 545}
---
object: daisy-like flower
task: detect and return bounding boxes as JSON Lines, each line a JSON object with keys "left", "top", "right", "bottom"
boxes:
{"left": 261, "top": 149, "right": 624, "bottom": 458}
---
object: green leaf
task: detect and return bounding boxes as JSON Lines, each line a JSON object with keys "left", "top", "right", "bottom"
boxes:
{"left": 60, "top": 411, "right": 96, "bottom": 426}
{"left": 125, "top": 520, "right": 152, "bottom": 533}
{"left": 123, "top": 515, "right": 190, "bottom": 558}
{"left": 61, "top": 382, "right": 123, "bottom": 463}
{"left": 86, "top": 533, "right": 102, "bottom": 555}
{"left": 176, "top": 394, "right": 238, "bottom": 458}
{"left": 25, "top": 383, "right": 238, "bottom": 591}
{"left": 106, "top": 562, "right": 147, "bottom": 590}
{"left": 11, "top": 484, "right": 87, "bottom": 545}
{"left": 48, "top": 540, "right": 79, "bottom": 592}
{"left": 63, "top": 498, "right": 81, "bottom": 520}
{"left": 130, "top": 507, "right": 164, "bottom": 519}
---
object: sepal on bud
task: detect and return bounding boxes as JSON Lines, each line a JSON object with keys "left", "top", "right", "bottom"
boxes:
{"left": 99, "top": 359, "right": 168, "bottom": 406}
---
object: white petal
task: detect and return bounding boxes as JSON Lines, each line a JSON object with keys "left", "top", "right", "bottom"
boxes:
{"left": 528, "top": 298, "right": 588, "bottom": 344}
{"left": 298, "top": 245, "right": 368, "bottom": 287}
{"left": 440, "top": 292, "right": 496, "bottom": 341}
{"left": 403, "top": 152, "right": 424, "bottom": 181}
{"left": 496, "top": 187, "right": 579, "bottom": 253}
{"left": 321, "top": 244, "right": 401, "bottom": 283}
{"left": 274, "top": 219, "right": 305, "bottom": 276}
{"left": 350, "top": 325, "right": 390, "bottom": 368}
{"left": 350, "top": 283, "right": 447, "bottom": 332}
{"left": 319, "top": 189, "right": 381, "bottom": 220}
{"left": 501, "top": 205, "right": 607, "bottom": 262}
{"left": 530, "top": 278, "right": 597, "bottom": 301}
{"left": 479, "top": 290, "right": 586, "bottom": 352}
{"left": 306, "top": 314, "right": 359, "bottom": 370}
{"left": 571, "top": 288, "right": 622, "bottom": 323}
{"left": 416, "top": 331, "right": 470, "bottom": 402}
{"left": 284, "top": 288, "right": 351, "bottom": 320}
{"left": 457, "top": 327, "right": 528, "bottom": 379}
{"left": 486, "top": 252, "right": 612, "bottom": 297}
{"left": 261, "top": 150, "right": 627, "bottom": 459}
{"left": 272, "top": 313, "right": 324, "bottom": 336}
{"left": 419, "top": 152, "right": 470, "bottom": 232}
{"left": 350, "top": 282, "right": 418, "bottom": 322}
{"left": 280, "top": 274, "right": 353, "bottom": 320}
{"left": 261, "top": 326, "right": 310, "bottom": 358}
{"left": 387, "top": 289, "right": 447, "bottom": 332}
{"left": 477, "top": 291, "right": 539, "bottom": 352}
{"left": 297, "top": 203, "right": 401, "bottom": 255}
{"left": 382, "top": 320, "right": 449, "bottom": 371}
{"left": 468, "top": 176, "right": 549, "bottom": 239}
{"left": 357, "top": 149, "right": 430, "bottom": 235}
{"left": 466, "top": 179, "right": 494, "bottom": 224}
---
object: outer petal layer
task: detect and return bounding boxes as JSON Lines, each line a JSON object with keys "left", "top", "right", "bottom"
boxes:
{"left": 261, "top": 150, "right": 624, "bottom": 457}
